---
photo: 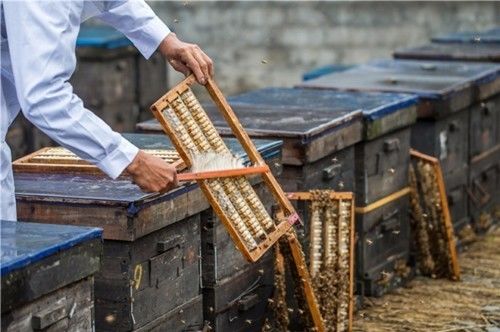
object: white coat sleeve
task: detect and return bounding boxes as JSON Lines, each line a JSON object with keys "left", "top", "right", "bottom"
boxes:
{"left": 3, "top": 1, "right": 139, "bottom": 179}
{"left": 95, "top": 0, "right": 171, "bottom": 59}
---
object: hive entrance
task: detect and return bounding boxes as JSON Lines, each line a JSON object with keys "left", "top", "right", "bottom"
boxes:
{"left": 150, "top": 75, "right": 299, "bottom": 262}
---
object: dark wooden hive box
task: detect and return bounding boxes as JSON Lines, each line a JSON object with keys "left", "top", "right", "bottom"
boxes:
{"left": 432, "top": 27, "right": 500, "bottom": 44}
{"left": 355, "top": 195, "right": 413, "bottom": 297}
{"left": 72, "top": 25, "right": 168, "bottom": 131}
{"left": 1, "top": 221, "right": 102, "bottom": 331}
{"left": 202, "top": 253, "right": 274, "bottom": 332}
{"left": 394, "top": 43, "right": 500, "bottom": 63}
{"left": 393, "top": 35, "right": 500, "bottom": 227}
{"left": 14, "top": 133, "right": 282, "bottom": 331}
{"left": 300, "top": 59, "right": 500, "bottom": 233}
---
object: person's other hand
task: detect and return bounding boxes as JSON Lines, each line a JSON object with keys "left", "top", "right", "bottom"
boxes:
{"left": 158, "top": 33, "right": 214, "bottom": 85}
{"left": 126, "top": 150, "right": 178, "bottom": 193}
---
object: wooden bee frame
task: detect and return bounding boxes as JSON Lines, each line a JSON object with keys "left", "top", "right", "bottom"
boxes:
{"left": 150, "top": 75, "right": 299, "bottom": 262}
{"left": 409, "top": 149, "right": 460, "bottom": 280}
{"left": 12, "top": 147, "right": 185, "bottom": 175}
{"left": 288, "top": 191, "right": 355, "bottom": 332}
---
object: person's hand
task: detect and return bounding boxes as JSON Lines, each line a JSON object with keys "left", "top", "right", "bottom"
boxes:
{"left": 158, "top": 33, "right": 214, "bottom": 85}
{"left": 126, "top": 150, "right": 178, "bottom": 193}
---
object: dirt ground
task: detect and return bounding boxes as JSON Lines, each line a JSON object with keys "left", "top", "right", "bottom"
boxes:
{"left": 353, "top": 226, "right": 500, "bottom": 332}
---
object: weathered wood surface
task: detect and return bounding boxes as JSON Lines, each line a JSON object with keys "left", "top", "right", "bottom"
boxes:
{"left": 355, "top": 128, "right": 411, "bottom": 206}
{"left": 410, "top": 109, "right": 469, "bottom": 179}
{"left": 394, "top": 42, "right": 500, "bottom": 63}
{"left": 1, "top": 220, "right": 102, "bottom": 315}
{"left": 299, "top": 59, "right": 500, "bottom": 118}
{"left": 14, "top": 134, "right": 282, "bottom": 241}
{"left": 469, "top": 94, "right": 500, "bottom": 159}
{"left": 355, "top": 193, "right": 413, "bottom": 297}
{"left": 133, "top": 295, "right": 204, "bottom": 332}
{"left": 432, "top": 28, "right": 500, "bottom": 44}
{"left": 94, "top": 215, "right": 201, "bottom": 331}
{"left": 468, "top": 146, "right": 500, "bottom": 228}
{"left": 364, "top": 105, "right": 416, "bottom": 141}
{"left": 2, "top": 277, "right": 95, "bottom": 332}
{"left": 203, "top": 254, "right": 275, "bottom": 332}
{"left": 2, "top": 239, "right": 101, "bottom": 314}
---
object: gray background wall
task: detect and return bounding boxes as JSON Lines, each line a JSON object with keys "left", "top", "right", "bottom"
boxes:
{"left": 148, "top": 1, "right": 500, "bottom": 95}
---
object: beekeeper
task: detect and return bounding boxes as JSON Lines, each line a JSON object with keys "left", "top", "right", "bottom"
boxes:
{"left": 0, "top": 1, "right": 213, "bottom": 220}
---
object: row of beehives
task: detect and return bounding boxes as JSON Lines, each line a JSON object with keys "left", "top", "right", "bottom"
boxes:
{"left": 8, "top": 135, "right": 283, "bottom": 332}
{"left": 5, "top": 26, "right": 500, "bottom": 332}
{"left": 136, "top": 27, "right": 500, "bottom": 301}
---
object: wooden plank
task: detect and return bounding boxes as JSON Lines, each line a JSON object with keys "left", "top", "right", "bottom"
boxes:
{"left": 286, "top": 191, "right": 354, "bottom": 201}
{"left": 432, "top": 156, "right": 461, "bottom": 280}
{"left": 13, "top": 148, "right": 185, "bottom": 175}
{"left": 177, "top": 164, "right": 269, "bottom": 182}
{"left": 205, "top": 78, "right": 297, "bottom": 215}
{"left": 411, "top": 149, "right": 461, "bottom": 281}
{"left": 348, "top": 198, "right": 355, "bottom": 332}
{"left": 355, "top": 187, "right": 411, "bottom": 214}
{"left": 284, "top": 230, "right": 326, "bottom": 332}
{"left": 2, "top": 239, "right": 101, "bottom": 313}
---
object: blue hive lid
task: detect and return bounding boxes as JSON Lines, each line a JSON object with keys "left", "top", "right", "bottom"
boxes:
{"left": 432, "top": 27, "right": 500, "bottom": 44}
{"left": 1, "top": 220, "right": 102, "bottom": 276}
{"left": 77, "top": 25, "right": 132, "bottom": 49}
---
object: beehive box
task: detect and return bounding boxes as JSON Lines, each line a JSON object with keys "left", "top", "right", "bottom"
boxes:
{"left": 138, "top": 88, "right": 363, "bottom": 258}
{"left": 394, "top": 31, "right": 500, "bottom": 229}
{"left": 71, "top": 25, "right": 167, "bottom": 131}
{"left": 300, "top": 59, "right": 500, "bottom": 236}
{"left": 197, "top": 142, "right": 281, "bottom": 332}
{"left": 394, "top": 43, "right": 500, "bottom": 63}
{"left": 354, "top": 93, "right": 417, "bottom": 296}
{"left": 432, "top": 27, "right": 500, "bottom": 44}
{"left": 355, "top": 193, "right": 413, "bottom": 297}
{"left": 14, "top": 133, "right": 282, "bottom": 331}
{"left": 1, "top": 221, "right": 102, "bottom": 331}
{"left": 132, "top": 295, "right": 205, "bottom": 332}
{"left": 268, "top": 87, "right": 418, "bottom": 296}
{"left": 203, "top": 254, "right": 275, "bottom": 332}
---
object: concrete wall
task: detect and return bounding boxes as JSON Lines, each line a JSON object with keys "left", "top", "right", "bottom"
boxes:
{"left": 148, "top": 1, "right": 500, "bottom": 95}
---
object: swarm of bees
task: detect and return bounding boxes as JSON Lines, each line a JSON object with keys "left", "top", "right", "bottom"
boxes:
{"left": 308, "top": 190, "right": 352, "bottom": 332}
{"left": 264, "top": 191, "right": 353, "bottom": 332}
{"left": 409, "top": 161, "right": 456, "bottom": 279}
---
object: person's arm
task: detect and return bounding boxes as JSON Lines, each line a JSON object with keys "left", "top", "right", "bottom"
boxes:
{"left": 94, "top": 0, "right": 213, "bottom": 83}
{"left": 3, "top": 1, "right": 177, "bottom": 192}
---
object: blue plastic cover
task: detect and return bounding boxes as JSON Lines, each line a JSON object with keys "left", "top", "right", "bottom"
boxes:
{"left": 432, "top": 27, "right": 500, "bottom": 44}
{"left": 77, "top": 25, "right": 132, "bottom": 49}
{"left": 1, "top": 220, "right": 102, "bottom": 276}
